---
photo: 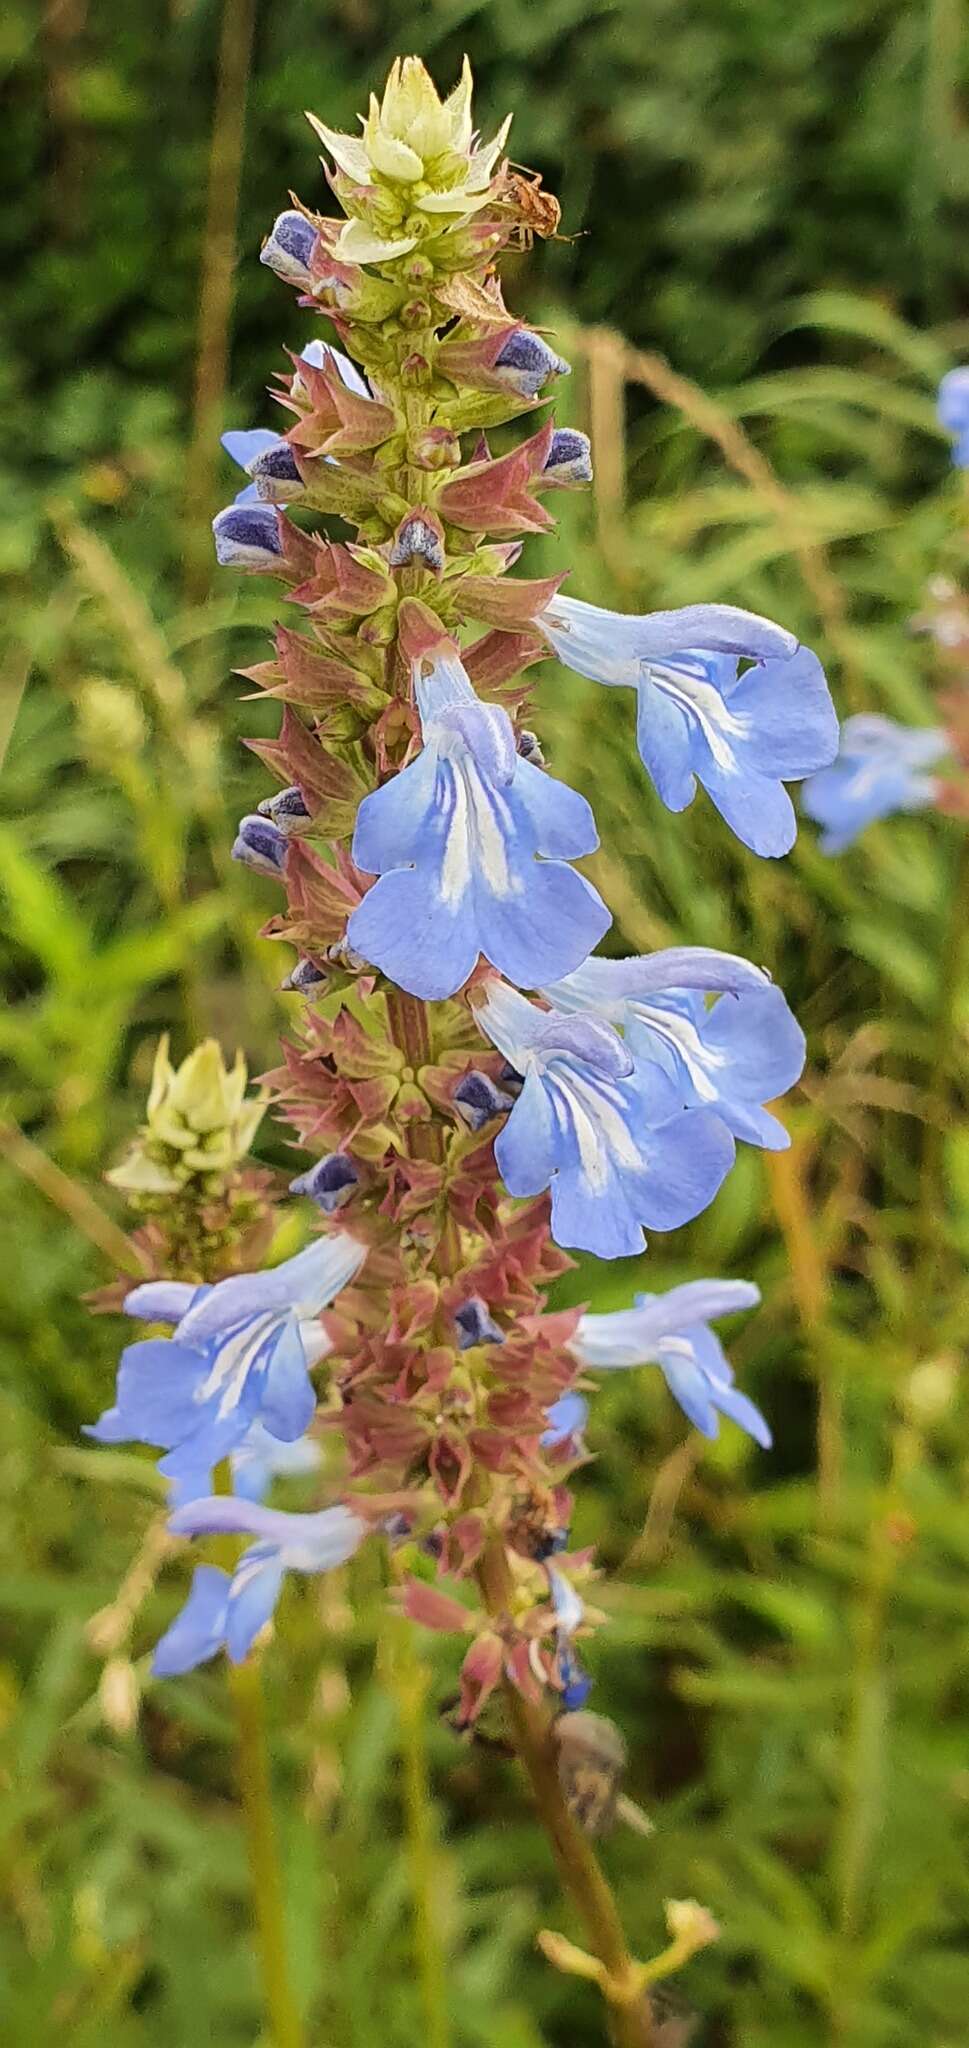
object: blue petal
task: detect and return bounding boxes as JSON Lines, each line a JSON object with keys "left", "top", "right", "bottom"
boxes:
{"left": 177, "top": 1236, "right": 364, "bottom": 1342}
{"left": 258, "top": 1316, "right": 315, "bottom": 1441}
{"left": 225, "top": 1545, "right": 286, "bottom": 1662}
{"left": 722, "top": 646, "right": 839, "bottom": 778}
{"left": 87, "top": 1338, "right": 208, "bottom": 1449}
{"left": 494, "top": 1066, "right": 559, "bottom": 1196}
{"left": 152, "top": 1566, "right": 229, "bottom": 1676}
{"left": 634, "top": 678, "right": 696, "bottom": 809}
{"left": 221, "top": 428, "right": 282, "bottom": 472}
{"left": 542, "top": 1392, "right": 589, "bottom": 1444}
{"left": 123, "top": 1281, "right": 206, "bottom": 1323}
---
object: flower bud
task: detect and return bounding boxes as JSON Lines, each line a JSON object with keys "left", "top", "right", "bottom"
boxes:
{"left": 212, "top": 504, "right": 283, "bottom": 569}
{"left": 453, "top": 1070, "right": 516, "bottom": 1130}
{"left": 408, "top": 425, "right": 461, "bottom": 471}
{"left": 454, "top": 1297, "right": 505, "bottom": 1349}
{"left": 389, "top": 511, "right": 445, "bottom": 574}
{"left": 494, "top": 329, "right": 570, "bottom": 398}
{"left": 516, "top": 728, "right": 545, "bottom": 766}
{"left": 281, "top": 957, "right": 327, "bottom": 995}
{"left": 260, "top": 209, "right": 318, "bottom": 288}
{"left": 289, "top": 1152, "right": 360, "bottom": 1213}
{"left": 542, "top": 428, "right": 593, "bottom": 487}
{"left": 247, "top": 440, "right": 306, "bottom": 503}
{"left": 257, "top": 784, "right": 312, "bottom": 835}
{"left": 107, "top": 1035, "right": 265, "bottom": 1194}
{"left": 232, "top": 813, "right": 288, "bottom": 876}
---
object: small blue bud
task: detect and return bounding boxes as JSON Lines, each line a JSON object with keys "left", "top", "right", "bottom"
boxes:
{"left": 389, "top": 513, "right": 445, "bottom": 573}
{"left": 232, "top": 813, "right": 288, "bottom": 877}
{"left": 560, "top": 1658, "right": 593, "bottom": 1712}
{"left": 494, "top": 329, "right": 571, "bottom": 399}
{"left": 212, "top": 504, "right": 283, "bottom": 569}
{"left": 260, "top": 209, "right": 317, "bottom": 288}
{"left": 258, "top": 785, "right": 311, "bottom": 836}
{"left": 290, "top": 1152, "right": 359, "bottom": 1213}
{"left": 453, "top": 1070, "right": 516, "bottom": 1131}
{"left": 248, "top": 441, "right": 305, "bottom": 503}
{"left": 543, "top": 429, "right": 593, "bottom": 486}
{"left": 516, "top": 729, "right": 545, "bottom": 766}
{"left": 454, "top": 1297, "right": 505, "bottom": 1350}
{"left": 281, "top": 957, "right": 327, "bottom": 995}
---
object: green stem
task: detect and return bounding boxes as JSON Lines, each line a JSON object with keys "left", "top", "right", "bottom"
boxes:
{"left": 228, "top": 1658, "right": 306, "bottom": 2048}
{"left": 386, "top": 1617, "right": 452, "bottom": 2048}
{"left": 213, "top": 1465, "right": 305, "bottom": 2048}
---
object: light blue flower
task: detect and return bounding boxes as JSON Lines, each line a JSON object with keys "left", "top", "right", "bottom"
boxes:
{"left": 937, "top": 368, "right": 969, "bottom": 468}
{"left": 87, "top": 1236, "right": 365, "bottom": 1499}
{"left": 536, "top": 594, "right": 837, "bottom": 857}
{"left": 573, "top": 1278, "right": 769, "bottom": 1446}
{"left": 260, "top": 209, "right": 318, "bottom": 289}
{"left": 546, "top": 1563, "right": 592, "bottom": 1710}
{"left": 212, "top": 504, "right": 283, "bottom": 569}
{"left": 471, "top": 979, "right": 735, "bottom": 1260}
{"left": 544, "top": 945, "right": 805, "bottom": 1151}
{"left": 153, "top": 1500, "right": 366, "bottom": 1674}
{"left": 542, "top": 1391, "right": 589, "bottom": 1447}
{"left": 229, "top": 1420, "right": 322, "bottom": 1504}
{"left": 801, "top": 714, "right": 947, "bottom": 853}
{"left": 347, "top": 651, "right": 611, "bottom": 1000}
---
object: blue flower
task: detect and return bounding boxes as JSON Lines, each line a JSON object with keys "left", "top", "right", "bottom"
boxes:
{"left": 544, "top": 945, "right": 805, "bottom": 1151}
{"left": 494, "top": 330, "right": 570, "bottom": 398}
{"left": 573, "top": 1278, "right": 769, "bottom": 1446}
{"left": 542, "top": 429, "right": 593, "bottom": 487}
{"left": 542, "top": 1391, "right": 589, "bottom": 1447}
{"left": 289, "top": 1152, "right": 359, "bottom": 1213}
{"left": 229, "top": 1420, "right": 322, "bottom": 1503}
{"left": 546, "top": 1563, "right": 592, "bottom": 1710}
{"left": 536, "top": 594, "right": 837, "bottom": 857}
{"left": 153, "top": 1500, "right": 366, "bottom": 1674}
{"left": 801, "top": 714, "right": 947, "bottom": 853}
{"left": 937, "top": 368, "right": 969, "bottom": 468}
{"left": 471, "top": 979, "right": 735, "bottom": 1260}
{"left": 87, "top": 1236, "right": 366, "bottom": 1499}
{"left": 347, "top": 650, "right": 611, "bottom": 1000}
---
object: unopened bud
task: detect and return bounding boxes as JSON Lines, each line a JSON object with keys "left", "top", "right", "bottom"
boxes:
{"left": 231, "top": 813, "right": 288, "bottom": 877}
{"left": 454, "top": 1297, "right": 505, "bottom": 1349}
{"left": 247, "top": 440, "right": 305, "bottom": 503}
{"left": 516, "top": 728, "right": 545, "bottom": 765}
{"left": 260, "top": 209, "right": 317, "bottom": 288}
{"left": 389, "top": 511, "right": 445, "bottom": 573}
{"left": 289, "top": 1152, "right": 359, "bottom": 1213}
{"left": 257, "top": 784, "right": 312, "bottom": 835}
{"left": 664, "top": 1898, "right": 720, "bottom": 1955}
{"left": 212, "top": 504, "right": 283, "bottom": 569}
{"left": 409, "top": 424, "right": 461, "bottom": 471}
{"left": 281, "top": 956, "right": 327, "bottom": 995}
{"left": 543, "top": 428, "right": 593, "bottom": 486}
{"left": 453, "top": 1070, "right": 515, "bottom": 1130}
{"left": 494, "top": 329, "right": 570, "bottom": 398}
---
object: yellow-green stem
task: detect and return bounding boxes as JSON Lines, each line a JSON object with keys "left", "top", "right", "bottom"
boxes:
{"left": 213, "top": 1465, "right": 305, "bottom": 2048}
{"left": 386, "top": 1617, "right": 452, "bottom": 2048}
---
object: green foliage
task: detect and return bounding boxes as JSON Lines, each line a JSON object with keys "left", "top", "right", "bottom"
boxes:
{"left": 4, "top": 5, "right": 969, "bottom": 2044}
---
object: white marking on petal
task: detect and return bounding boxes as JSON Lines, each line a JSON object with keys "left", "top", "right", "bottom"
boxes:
{"left": 630, "top": 1000, "right": 725, "bottom": 1102}
{"left": 646, "top": 659, "right": 751, "bottom": 774}
{"left": 194, "top": 1312, "right": 279, "bottom": 1417}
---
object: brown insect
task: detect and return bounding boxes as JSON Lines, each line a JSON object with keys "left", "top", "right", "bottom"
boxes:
{"left": 553, "top": 1710, "right": 655, "bottom": 1840}
{"left": 494, "top": 162, "right": 577, "bottom": 249}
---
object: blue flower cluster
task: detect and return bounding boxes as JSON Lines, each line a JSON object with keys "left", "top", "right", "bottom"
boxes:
{"left": 802, "top": 714, "right": 946, "bottom": 852}
{"left": 88, "top": 1237, "right": 369, "bottom": 1671}
{"left": 470, "top": 952, "right": 804, "bottom": 1260}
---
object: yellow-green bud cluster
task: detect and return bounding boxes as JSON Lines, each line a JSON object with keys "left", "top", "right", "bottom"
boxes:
{"left": 107, "top": 1036, "right": 266, "bottom": 1197}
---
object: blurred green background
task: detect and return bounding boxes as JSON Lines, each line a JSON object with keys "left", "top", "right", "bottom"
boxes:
{"left": 4, "top": 2, "right": 969, "bottom": 2043}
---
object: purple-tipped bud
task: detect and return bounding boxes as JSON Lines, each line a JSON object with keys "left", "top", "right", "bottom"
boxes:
{"left": 517, "top": 729, "right": 546, "bottom": 766}
{"left": 389, "top": 512, "right": 445, "bottom": 574}
{"left": 494, "top": 329, "right": 571, "bottom": 399}
{"left": 543, "top": 429, "right": 593, "bottom": 486}
{"left": 212, "top": 504, "right": 283, "bottom": 570}
{"left": 289, "top": 1152, "right": 359, "bottom": 1213}
{"left": 454, "top": 1298, "right": 505, "bottom": 1350}
{"left": 260, "top": 209, "right": 317, "bottom": 288}
{"left": 231, "top": 813, "right": 288, "bottom": 877}
{"left": 281, "top": 957, "right": 327, "bottom": 995}
{"left": 453, "top": 1070, "right": 516, "bottom": 1131}
{"left": 257, "top": 785, "right": 311, "bottom": 836}
{"left": 248, "top": 441, "right": 304, "bottom": 503}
